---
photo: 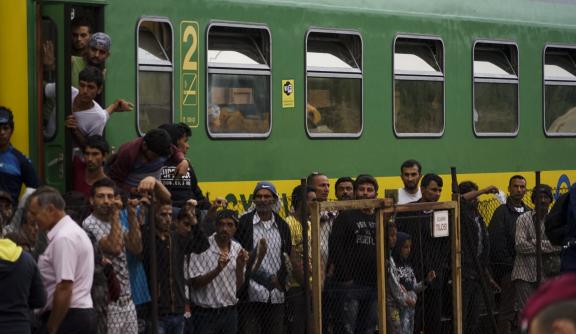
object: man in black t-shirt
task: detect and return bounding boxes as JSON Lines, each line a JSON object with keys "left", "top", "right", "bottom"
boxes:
{"left": 158, "top": 123, "right": 209, "bottom": 210}
{"left": 328, "top": 174, "right": 379, "bottom": 334}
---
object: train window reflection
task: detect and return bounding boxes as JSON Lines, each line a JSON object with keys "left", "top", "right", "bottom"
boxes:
{"left": 473, "top": 42, "right": 518, "bottom": 136}
{"left": 306, "top": 30, "right": 363, "bottom": 137}
{"left": 544, "top": 47, "right": 576, "bottom": 136}
{"left": 137, "top": 19, "right": 173, "bottom": 134}
{"left": 394, "top": 36, "right": 444, "bottom": 137}
{"left": 207, "top": 24, "right": 271, "bottom": 138}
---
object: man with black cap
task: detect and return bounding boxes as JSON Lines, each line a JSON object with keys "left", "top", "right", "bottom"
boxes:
{"left": 187, "top": 209, "right": 249, "bottom": 334}
{"left": 72, "top": 32, "right": 111, "bottom": 88}
{"left": 0, "top": 106, "right": 39, "bottom": 206}
{"left": 513, "top": 184, "right": 561, "bottom": 315}
{"left": 235, "top": 181, "right": 291, "bottom": 334}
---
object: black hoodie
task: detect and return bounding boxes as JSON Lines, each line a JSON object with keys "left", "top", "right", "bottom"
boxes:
{"left": 0, "top": 239, "right": 46, "bottom": 334}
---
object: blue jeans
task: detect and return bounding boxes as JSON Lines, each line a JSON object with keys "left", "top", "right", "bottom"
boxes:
{"left": 399, "top": 305, "right": 415, "bottom": 334}
{"left": 191, "top": 307, "right": 237, "bottom": 334}
{"left": 332, "top": 282, "right": 378, "bottom": 334}
{"left": 158, "top": 314, "right": 184, "bottom": 334}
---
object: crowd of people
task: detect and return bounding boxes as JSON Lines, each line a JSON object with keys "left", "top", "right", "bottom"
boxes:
{"left": 1, "top": 14, "right": 576, "bottom": 334}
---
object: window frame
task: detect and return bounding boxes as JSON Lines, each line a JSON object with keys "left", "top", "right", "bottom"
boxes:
{"left": 305, "top": 28, "right": 363, "bottom": 138}
{"left": 543, "top": 44, "right": 576, "bottom": 137}
{"left": 135, "top": 16, "right": 174, "bottom": 136}
{"left": 472, "top": 39, "right": 519, "bottom": 137}
{"left": 393, "top": 34, "right": 445, "bottom": 138}
{"left": 205, "top": 21, "right": 272, "bottom": 139}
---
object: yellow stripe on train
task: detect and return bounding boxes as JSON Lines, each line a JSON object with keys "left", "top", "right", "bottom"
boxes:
{"left": 198, "top": 170, "right": 576, "bottom": 215}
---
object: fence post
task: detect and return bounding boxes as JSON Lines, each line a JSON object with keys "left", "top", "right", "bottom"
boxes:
{"left": 376, "top": 206, "right": 388, "bottom": 334}
{"left": 299, "top": 178, "right": 310, "bottom": 334}
{"left": 148, "top": 195, "right": 158, "bottom": 334}
{"left": 535, "top": 171, "right": 542, "bottom": 284}
{"left": 450, "top": 167, "right": 463, "bottom": 334}
{"left": 310, "top": 201, "right": 322, "bottom": 334}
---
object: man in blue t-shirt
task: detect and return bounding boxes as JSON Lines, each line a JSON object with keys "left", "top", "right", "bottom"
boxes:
{"left": 0, "top": 107, "right": 39, "bottom": 205}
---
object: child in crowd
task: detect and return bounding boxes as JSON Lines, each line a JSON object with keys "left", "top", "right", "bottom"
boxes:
{"left": 393, "top": 232, "right": 436, "bottom": 334}
{"left": 386, "top": 221, "right": 410, "bottom": 334}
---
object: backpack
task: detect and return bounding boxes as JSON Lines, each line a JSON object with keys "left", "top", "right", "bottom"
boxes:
{"left": 545, "top": 192, "right": 571, "bottom": 246}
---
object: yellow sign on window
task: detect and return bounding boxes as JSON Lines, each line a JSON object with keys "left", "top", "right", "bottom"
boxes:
{"left": 282, "top": 80, "right": 295, "bottom": 108}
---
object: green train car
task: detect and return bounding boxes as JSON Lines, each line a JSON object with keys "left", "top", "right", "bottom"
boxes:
{"left": 2, "top": 0, "right": 576, "bottom": 211}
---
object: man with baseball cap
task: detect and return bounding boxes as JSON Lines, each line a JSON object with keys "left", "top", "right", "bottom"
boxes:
{"left": 72, "top": 32, "right": 111, "bottom": 88}
{"left": 235, "top": 181, "right": 291, "bottom": 334}
{"left": 0, "top": 106, "right": 39, "bottom": 206}
{"left": 520, "top": 273, "right": 576, "bottom": 334}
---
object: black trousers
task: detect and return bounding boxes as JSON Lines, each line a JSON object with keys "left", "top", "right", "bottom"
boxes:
{"left": 39, "top": 308, "right": 96, "bottom": 334}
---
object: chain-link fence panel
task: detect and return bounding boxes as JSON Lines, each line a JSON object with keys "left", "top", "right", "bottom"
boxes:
{"left": 392, "top": 206, "right": 456, "bottom": 334}
{"left": 478, "top": 187, "right": 569, "bottom": 334}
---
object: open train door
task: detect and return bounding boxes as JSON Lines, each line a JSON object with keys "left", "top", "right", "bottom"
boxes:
{"left": 38, "top": 3, "right": 103, "bottom": 193}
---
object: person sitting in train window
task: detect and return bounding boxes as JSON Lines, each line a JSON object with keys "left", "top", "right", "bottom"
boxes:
{"left": 0, "top": 106, "right": 39, "bottom": 207}
{"left": 397, "top": 159, "right": 423, "bottom": 204}
{"left": 107, "top": 128, "right": 188, "bottom": 197}
{"left": 44, "top": 66, "right": 132, "bottom": 146}
{"left": 71, "top": 135, "right": 109, "bottom": 199}
{"left": 71, "top": 16, "right": 93, "bottom": 57}
{"left": 72, "top": 32, "right": 111, "bottom": 88}
{"left": 157, "top": 123, "right": 209, "bottom": 211}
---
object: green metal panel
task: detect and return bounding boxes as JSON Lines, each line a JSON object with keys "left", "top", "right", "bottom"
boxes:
{"left": 100, "top": 0, "right": 576, "bottom": 183}
{"left": 40, "top": 3, "right": 67, "bottom": 192}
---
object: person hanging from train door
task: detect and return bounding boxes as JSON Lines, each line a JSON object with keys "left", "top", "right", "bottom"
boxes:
{"left": 43, "top": 66, "right": 132, "bottom": 148}
{"left": 71, "top": 32, "right": 111, "bottom": 89}
{"left": 71, "top": 16, "right": 93, "bottom": 57}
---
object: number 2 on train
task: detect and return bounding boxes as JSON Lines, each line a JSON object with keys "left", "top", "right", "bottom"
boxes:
{"left": 182, "top": 24, "right": 197, "bottom": 71}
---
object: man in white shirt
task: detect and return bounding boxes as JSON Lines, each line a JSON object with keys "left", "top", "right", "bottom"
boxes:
{"left": 187, "top": 209, "right": 248, "bottom": 334}
{"left": 235, "top": 181, "right": 291, "bottom": 334}
{"left": 397, "top": 159, "right": 423, "bottom": 204}
{"left": 44, "top": 66, "right": 132, "bottom": 146}
{"left": 28, "top": 187, "right": 95, "bottom": 334}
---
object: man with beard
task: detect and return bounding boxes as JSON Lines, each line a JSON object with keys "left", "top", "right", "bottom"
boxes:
{"left": 187, "top": 209, "right": 249, "bottom": 334}
{"left": 335, "top": 177, "right": 354, "bottom": 201}
{"left": 71, "top": 17, "right": 93, "bottom": 57}
{"left": 72, "top": 135, "right": 109, "bottom": 198}
{"left": 396, "top": 173, "right": 448, "bottom": 334}
{"left": 328, "top": 174, "right": 380, "bottom": 334}
{"left": 82, "top": 178, "right": 142, "bottom": 333}
{"left": 235, "top": 181, "right": 291, "bottom": 334}
{"left": 142, "top": 199, "right": 208, "bottom": 334}
{"left": 72, "top": 32, "right": 111, "bottom": 88}
{"left": 488, "top": 174, "right": 530, "bottom": 334}
{"left": 397, "top": 159, "right": 422, "bottom": 204}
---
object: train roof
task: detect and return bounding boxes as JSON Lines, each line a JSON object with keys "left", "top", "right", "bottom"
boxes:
{"left": 227, "top": 0, "right": 576, "bottom": 28}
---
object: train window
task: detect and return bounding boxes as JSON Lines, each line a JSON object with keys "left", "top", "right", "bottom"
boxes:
{"left": 207, "top": 24, "right": 271, "bottom": 138}
{"left": 544, "top": 46, "right": 576, "bottom": 136}
{"left": 306, "top": 30, "right": 362, "bottom": 137}
{"left": 137, "top": 19, "right": 173, "bottom": 134}
{"left": 473, "top": 42, "right": 518, "bottom": 136}
{"left": 393, "top": 37, "right": 444, "bottom": 136}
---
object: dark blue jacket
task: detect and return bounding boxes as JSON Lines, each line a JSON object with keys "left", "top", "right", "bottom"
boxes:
{"left": 0, "top": 239, "right": 46, "bottom": 334}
